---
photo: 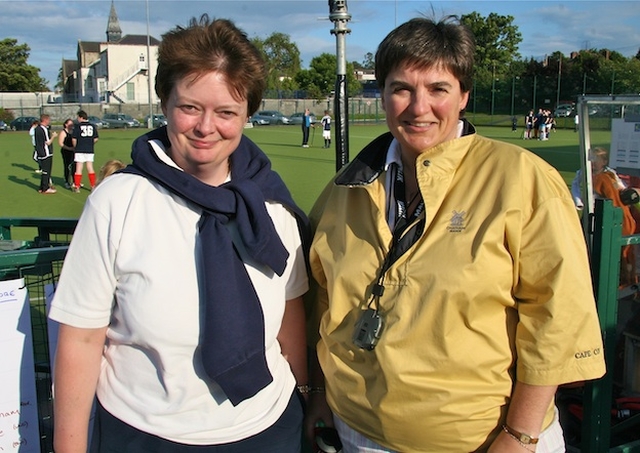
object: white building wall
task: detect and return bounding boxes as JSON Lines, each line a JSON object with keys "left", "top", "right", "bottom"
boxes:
{"left": 104, "top": 44, "right": 158, "bottom": 105}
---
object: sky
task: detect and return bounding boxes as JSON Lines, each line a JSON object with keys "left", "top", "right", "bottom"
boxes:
{"left": 3, "top": 0, "right": 640, "bottom": 90}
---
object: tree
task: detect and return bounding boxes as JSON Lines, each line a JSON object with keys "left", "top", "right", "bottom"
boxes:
{"left": 251, "top": 33, "right": 301, "bottom": 94}
{"left": 0, "top": 38, "right": 49, "bottom": 91}
{"left": 55, "top": 66, "right": 65, "bottom": 91}
{"left": 461, "top": 12, "right": 522, "bottom": 84}
{"left": 362, "top": 52, "right": 375, "bottom": 70}
{"left": 295, "top": 53, "right": 361, "bottom": 99}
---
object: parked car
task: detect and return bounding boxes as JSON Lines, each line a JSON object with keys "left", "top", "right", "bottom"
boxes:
{"left": 102, "top": 113, "right": 141, "bottom": 129}
{"left": 251, "top": 110, "right": 291, "bottom": 125}
{"left": 249, "top": 113, "right": 270, "bottom": 126}
{"left": 554, "top": 105, "right": 573, "bottom": 117}
{"left": 87, "top": 116, "right": 107, "bottom": 128}
{"left": 0, "top": 120, "right": 7, "bottom": 131}
{"left": 10, "top": 116, "right": 39, "bottom": 131}
{"left": 143, "top": 114, "right": 168, "bottom": 128}
{"left": 288, "top": 112, "right": 317, "bottom": 125}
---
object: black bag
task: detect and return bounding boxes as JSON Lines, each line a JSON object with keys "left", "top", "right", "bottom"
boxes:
{"left": 620, "top": 187, "right": 639, "bottom": 206}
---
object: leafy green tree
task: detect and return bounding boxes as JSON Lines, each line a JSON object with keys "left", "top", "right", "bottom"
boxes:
{"left": 295, "top": 53, "right": 361, "bottom": 99}
{"left": 351, "top": 53, "right": 375, "bottom": 71}
{"left": 0, "top": 38, "right": 49, "bottom": 91}
{"left": 564, "top": 49, "right": 602, "bottom": 95}
{"left": 251, "top": 33, "right": 301, "bottom": 94}
{"left": 362, "top": 52, "right": 375, "bottom": 70}
{"left": 610, "top": 57, "right": 640, "bottom": 95}
{"left": 461, "top": 12, "right": 522, "bottom": 85}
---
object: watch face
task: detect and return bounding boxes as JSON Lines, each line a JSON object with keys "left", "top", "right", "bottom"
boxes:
{"left": 519, "top": 433, "right": 532, "bottom": 443}
{"left": 503, "top": 424, "right": 539, "bottom": 445}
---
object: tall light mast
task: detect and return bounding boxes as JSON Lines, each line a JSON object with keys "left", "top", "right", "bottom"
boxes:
{"left": 328, "top": 0, "right": 351, "bottom": 171}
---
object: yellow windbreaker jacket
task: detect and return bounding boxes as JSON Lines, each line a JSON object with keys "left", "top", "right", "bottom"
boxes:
{"left": 308, "top": 124, "right": 605, "bottom": 452}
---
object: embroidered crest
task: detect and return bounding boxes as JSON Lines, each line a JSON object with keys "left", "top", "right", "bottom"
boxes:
{"left": 447, "top": 210, "right": 466, "bottom": 233}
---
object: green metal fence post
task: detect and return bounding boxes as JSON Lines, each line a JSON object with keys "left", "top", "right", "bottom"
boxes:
{"left": 584, "top": 199, "right": 621, "bottom": 452}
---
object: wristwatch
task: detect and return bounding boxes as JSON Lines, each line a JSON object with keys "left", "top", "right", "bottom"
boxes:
{"left": 502, "top": 424, "right": 539, "bottom": 445}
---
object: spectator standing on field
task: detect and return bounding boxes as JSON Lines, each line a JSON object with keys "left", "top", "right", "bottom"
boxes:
{"left": 301, "top": 108, "right": 311, "bottom": 148}
{"left": 71, "top": 110, "right": 99, "bottom": 192}
{"left": 58, "top": 118, "right": 76, "bottom": 189}
{"left": 524, "top": 110, "right": 534, "bottom": 139}
{"left": 34, "top": 114, "right": 58, "bottom": 194}
{"left": 321, "top": 110, "right": 332, "bottom": 148}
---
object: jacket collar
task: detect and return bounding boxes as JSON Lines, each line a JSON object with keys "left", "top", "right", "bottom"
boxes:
{"left": 335, "top": 119, "right": 476, "bottom": 187}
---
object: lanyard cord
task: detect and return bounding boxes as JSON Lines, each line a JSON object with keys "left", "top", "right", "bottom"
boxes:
{"left": 369, "top": 163, "right": 425, "bottom": 310}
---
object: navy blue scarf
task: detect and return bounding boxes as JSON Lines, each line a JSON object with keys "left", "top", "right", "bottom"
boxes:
{"left": 125, "top": 127, "right": 308, "bottom": 406}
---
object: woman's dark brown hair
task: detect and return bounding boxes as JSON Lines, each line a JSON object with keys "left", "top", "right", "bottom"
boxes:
{"left": 375, "top": 15, "right": 475, "bottom": 94}
{"left": 155, "top": 15, "right": 266, "bottom": 115}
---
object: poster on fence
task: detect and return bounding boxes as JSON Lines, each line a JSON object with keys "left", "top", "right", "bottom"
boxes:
{"left": 0, "top": 278, "right": 42, "bottom": 453}
{"left": 611, "top": 118, "right": 640, "bottom": 171}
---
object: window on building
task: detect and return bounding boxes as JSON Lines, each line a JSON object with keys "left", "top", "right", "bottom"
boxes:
{"left": 87, "top": 75, "right": 94, "bottom": 89}
{"left": 126, "top": 82, "right": 135, "bottom": 101}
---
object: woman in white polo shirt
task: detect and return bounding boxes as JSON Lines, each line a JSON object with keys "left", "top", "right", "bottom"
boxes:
{"left": 50, "top": 15, "right": 309, "bottom": 453}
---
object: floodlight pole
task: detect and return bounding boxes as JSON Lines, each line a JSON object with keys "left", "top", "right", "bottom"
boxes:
{"left": 329, "top": 0, "right": 351, "bottom": 172}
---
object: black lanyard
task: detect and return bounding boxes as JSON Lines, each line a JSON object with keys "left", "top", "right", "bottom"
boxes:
{"left": 369, "top": 163, "right": 425, "bottom": 309}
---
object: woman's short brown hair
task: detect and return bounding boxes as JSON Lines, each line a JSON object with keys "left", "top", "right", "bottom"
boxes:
{"left": 375, "top": 15, "right": 475, "bottom": 94}
{"left": 155, "top": 15, "right": 266, "bottom": 115}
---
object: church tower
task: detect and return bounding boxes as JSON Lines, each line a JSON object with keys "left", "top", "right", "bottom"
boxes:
{"left": 106, "top": 1, "right": 122, "bottom": 43}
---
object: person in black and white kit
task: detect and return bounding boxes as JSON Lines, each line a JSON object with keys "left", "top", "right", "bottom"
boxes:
{"left": 72, "top": 110, "right": 99, "bottom": 191}
{"left": 34, "top": 114, "right": 58, "bottom": 194}
{"left": 321, "top": 110, "right": 332, "bottom": 149}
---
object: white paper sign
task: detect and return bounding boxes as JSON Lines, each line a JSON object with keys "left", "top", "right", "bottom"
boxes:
{"left": 611, "top": 118, "right": 640, "bottom": 170}
{"left": 0, "top": 279, "right": 41, "bottom": 452}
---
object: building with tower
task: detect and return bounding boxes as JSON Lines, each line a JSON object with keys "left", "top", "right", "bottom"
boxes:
{"left": 60, "top": 1, "right": 160, "bottom": 105}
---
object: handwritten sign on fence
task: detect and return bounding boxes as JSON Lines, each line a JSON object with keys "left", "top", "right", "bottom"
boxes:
{"left": 0, "top": 279, "right": 41, "bottom": 453}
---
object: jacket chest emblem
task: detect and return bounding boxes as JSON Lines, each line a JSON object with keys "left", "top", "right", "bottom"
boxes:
{"left": 447, "top": 210, "right": 467, "bottom": 233}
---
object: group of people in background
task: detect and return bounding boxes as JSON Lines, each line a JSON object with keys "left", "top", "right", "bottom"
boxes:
{"left": 301, "top": 109, "right": 332, "bottom": 148}
{"left": 524, "top": 108, "right": 556, "bottom": 140}
{"left": 28, "top": 110, "right": 100, "bottom": 194}
{"left": 47, "top": 12, "right": 605, "bottom": 453}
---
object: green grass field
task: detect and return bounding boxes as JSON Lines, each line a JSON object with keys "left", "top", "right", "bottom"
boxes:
{"left": 0, "top": 122, "right": 612, "bottom": 240}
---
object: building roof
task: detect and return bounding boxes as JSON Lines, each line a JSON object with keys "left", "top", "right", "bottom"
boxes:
{"left": 116, "top": 34, "right": 161, "bottom": 46}
{"left": 62, "top": 59, "right": 78, "bottom": 74}
{"left": 78, "top": 41, "right": 101, "bottom": 53}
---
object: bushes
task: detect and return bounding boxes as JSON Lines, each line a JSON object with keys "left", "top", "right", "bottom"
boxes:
{"left": 0, "top": 107, "right": 14, "bottom": 123}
